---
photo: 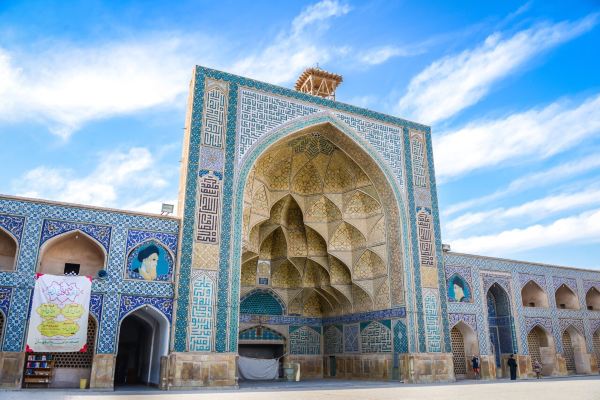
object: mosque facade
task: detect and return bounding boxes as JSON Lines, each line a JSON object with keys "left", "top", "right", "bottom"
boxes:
{"left": 0, "top": 66, "right": 599, "bottom": 389}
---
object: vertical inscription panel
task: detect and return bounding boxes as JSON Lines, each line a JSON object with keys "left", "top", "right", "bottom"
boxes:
{"left": 189, "top": 274, "right": 215, "bottom": 351}
{"left": 202, "top": 80, "right": 228, "bottom": 148}
{"left": 196, "top": 171, "right": 222, "bottom": 244}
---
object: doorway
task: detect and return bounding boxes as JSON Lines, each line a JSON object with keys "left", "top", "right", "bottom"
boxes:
{"left": 114, "top": 306, "right": 169, "bottom": 387}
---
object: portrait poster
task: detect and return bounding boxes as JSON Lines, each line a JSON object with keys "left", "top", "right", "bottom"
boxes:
{"left": 26, "top": 273, "right": 92, "bottom": 352}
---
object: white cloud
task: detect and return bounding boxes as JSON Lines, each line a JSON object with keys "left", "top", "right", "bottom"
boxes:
{"left": 230, "top": 0, "right": 350, "bottom": 84}
{"left": 0, "top": 1, "right": 351, "bottom": 137}
{"left": 0, "top": 36, "right": 215, "bottom": 138}
{"left": 396, "top": 14, "right": 598, "bottom": 124}
{"left": 450, "top": 208, "right": 600, "bottom": 255}
{"left": 12, "top": 147, "right": 177, "bottom": 214}
{"left": 444, "top": 153, "right": 600, "bottom": 216}
{"left": 358, "top": 45, "right": 425, "bottom": 65}
{"left": 446, "top": 188, "right": 600, "bottom": 236}
{"left": 433, "top": 93, "right": 600, "bottom": 180}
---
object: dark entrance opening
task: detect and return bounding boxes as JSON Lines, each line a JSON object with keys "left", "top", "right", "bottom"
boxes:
{"left": 115, "top": 315, "right": 152, "bottom": 386}
{"left": 238, "top": 344, "right": 285, "bottom": 378}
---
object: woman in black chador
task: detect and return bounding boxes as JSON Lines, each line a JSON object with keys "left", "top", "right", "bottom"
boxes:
{"left": 507, "top": 354, "right": 518, "bottom": 380}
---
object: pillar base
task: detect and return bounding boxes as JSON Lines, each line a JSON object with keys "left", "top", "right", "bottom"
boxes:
{"left": 166, "top": 352, "right": 237, "bottom": 389}
{"left": 323, "top": 354, "right": 393, "bottom": 380}
{"left": 401, "top": 353, "right": 455, "bottom": 383}
{"left": 478, "top": 355, "right": 496, "bottom": 380}
{"left": 90, "top": 353, "right": 117, "bottom": 390}
{"left": 0, "top": 351, "right": 26, "bottom": 389}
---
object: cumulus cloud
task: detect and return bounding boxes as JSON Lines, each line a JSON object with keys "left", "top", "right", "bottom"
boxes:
{"left": 433, "top": 93, "right": 600, "bottom": 181}
{"left": 444, "top": 153, "right": 600, "bottom": 216}
{"left": 450, "top": 208, "right": 600, "bottom": 256}
{"left": 231, "top": 0, "right": 350, "bottom": 84}
{"left": 12, "top": 147, "right": 177, "bottom": 213}
{"left": 0, "top": 0, "right": 351, "bottom": 138}
{"left": 445, "top": 188, "right": 600, "bottom": 237}
{"left": 396, "top": 14, "right": 598, "bottom": 124}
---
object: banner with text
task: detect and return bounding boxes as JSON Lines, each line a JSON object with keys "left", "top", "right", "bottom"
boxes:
{"left": 26, "top": 274, "right": 92, "bottom": 352}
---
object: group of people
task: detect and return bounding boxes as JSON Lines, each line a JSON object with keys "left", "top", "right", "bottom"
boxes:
{"left": 470, "top": 354, "right": 543, "bottom": 380}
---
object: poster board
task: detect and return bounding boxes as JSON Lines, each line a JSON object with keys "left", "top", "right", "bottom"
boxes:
{"left": 25, "top": 274, "right": 92, "bottom": 352}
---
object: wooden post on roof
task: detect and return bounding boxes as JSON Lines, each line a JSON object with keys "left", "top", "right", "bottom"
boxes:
{"left": 295, "top": 67, "right": 343, "bottom": 100}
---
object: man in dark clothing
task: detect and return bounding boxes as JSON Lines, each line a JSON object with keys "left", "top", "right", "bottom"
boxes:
{"left": 471, "top": 355, "right": 480, "bottom": 379}
{"left": 507, "top": 354, "right": 518, "bottom": 380}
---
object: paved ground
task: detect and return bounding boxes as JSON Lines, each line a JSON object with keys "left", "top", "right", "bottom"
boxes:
{"left": 2, "top": 376, "right": 600, "bottom": 400}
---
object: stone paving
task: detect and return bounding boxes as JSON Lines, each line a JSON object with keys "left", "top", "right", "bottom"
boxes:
{"left": 2, "top": 377, "right": 600, "bottom": 400}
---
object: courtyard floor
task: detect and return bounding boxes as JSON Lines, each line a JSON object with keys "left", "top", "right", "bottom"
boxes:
{"left": 2, "top": 376, "right": 599, "bottom": 400}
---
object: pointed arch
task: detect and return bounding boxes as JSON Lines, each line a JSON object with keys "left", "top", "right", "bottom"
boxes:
{"left": 585, "top": 287, "right": 600, "bottom": 311}
{"left": 230, "top": 113, "right": 412, "bottom": 353}
{"left": 0, "top": 226, "right": 18, "bottom": 271}
{"left": 116, "top": 304, "right": 170, "bottom": 386}
{"left": 38, "top": 229, "right": 106, "bottom": 276}
{"left": 521, "top": 280, "right": 549, "bottom": 308}
{"left": 555, "top": 284, "right": 579, "bottom": 310}
{"left": 240, "top": 289, "right": 285, "bottom": 315}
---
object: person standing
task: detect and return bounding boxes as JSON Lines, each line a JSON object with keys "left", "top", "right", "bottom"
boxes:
{"left": 533, "top": 360, "right": 542, "bottom": 379}
{"left": 471, "top": 355, "right": 480, "bottom": 379}
{"left": 507, "top": 354, "right": 518, "bottom": 380}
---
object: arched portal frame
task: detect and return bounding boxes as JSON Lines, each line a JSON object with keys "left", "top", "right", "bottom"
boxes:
{"left": 0, "top": 226, "right": 19, "bottom": 271}
{"left": 521, "top": 280, "right": 549, "bottom": 308}
{"left": 116, "top": 304, "right": 170, "bottom": 386}
{"left": 585, "top": 287, "right": 600, "bottom": 311}
{"left": 555, "top": 284, "right": 580, "bottom": 310}
{"left": 485, "top": 282, "right": 517, "bottom": 367}
{"left": 526, "top": 325, "right": 556, "bottom": 376}
{"left": 228, "top": 113, "right": 418, "bottom": 353}
{"left": 560, "top": 325, "right": 588, "bottom": 374}
{"left": 450, "top": 321, "right": 480, "bottom": 379}
{"left": 37, "top": 229, "right": 108, "bottom": 276}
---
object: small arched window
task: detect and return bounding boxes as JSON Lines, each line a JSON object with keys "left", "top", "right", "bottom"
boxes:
{"left": 0, "top": 228, "right": 17, "bottom": 271}
{"left": 448, "top": 274, "right": 471, "bottom": 302}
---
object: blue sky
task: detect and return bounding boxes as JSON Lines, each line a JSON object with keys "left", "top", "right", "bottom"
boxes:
{"left": 1, "top": 1, "right": 599, "bottom": 269}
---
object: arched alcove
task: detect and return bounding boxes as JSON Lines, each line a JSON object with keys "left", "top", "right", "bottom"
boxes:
{"left": 450, "top": 322, "right": 479, "bottom": 379}
{"left": 115, "top": 305, "right": 169, "bottom": 386}
{"left": 585, "top": 287, "right": 600, "bottom": 311}
{"left": 526, "top": 325, "right": 556, "bottom": 376}
{"left": 592, "top": 329, "right": 600, "bottom": 371}
{"left": 561, "top": 326, "right": 588, "bottom": 375}
{"left": 38, "top": 231, "right": 106, "bottom": 276}
{"left": 0, "top": 228, "right": 17, "bottom": 271}
{"left": 521, "top": 281, "right": 549, "bottom": 308}
{"left": 555, "top": 285, "right": 579, "bottom": 310}
{"left": 486, "top": 283, "right": 515, "bottom": 367}
{"left": 240, "top": 129, "right": 398, "bottom": 320}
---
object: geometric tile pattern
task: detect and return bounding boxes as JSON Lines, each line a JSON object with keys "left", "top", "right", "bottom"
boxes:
{"left": 40, "top": 219, "right": 112, "bottom": 254}
{"left": 0, "top": 214, "right": 25, "bottom": 244}
{"left": 289, "top": 325, "right": 321, "bottom": 355}
{"left": 239, "top": 326, "right": 284, "bottom": 341}
{"left": 424, "top": 290, "right": 442, "bottom": 352}
{"left": 360, "top": 320, "right": 392, "bottom": 353}
{"left": 89, "top": 293, "right": 103, "bottom": 323}
{"left": 343, "top": 323, "right": 360, "bottom": 353}
{"left": 189, "top": 274, "right": 214, "bottom": 351}
{"left": 196, "top": 170, "right": 222, "bottom": 244}
{"left": 125, "top": 229, "right": 178, "bottom": 257}
{"left": 240, "top": 290, "right": 285, "bottom": 315}
{"left": 393, "top": 319, "right": 409, "bottom": 354}
{"left": 0, "top": 287, "right": 11, "bottom": 318}
{"left": 0, "top": 196, "right": 179, "bottom": 353}
{"left": 445, "top": 252, "right": 600, "bottom": 357}
{"left": 119, "top": 294, "right": 173, "bottom": 323}
{"left": 448, "top": 313, "right": 477, "bottom": 332}
{"left": 324, "top": 325, "right": 343, "bottom": 354}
